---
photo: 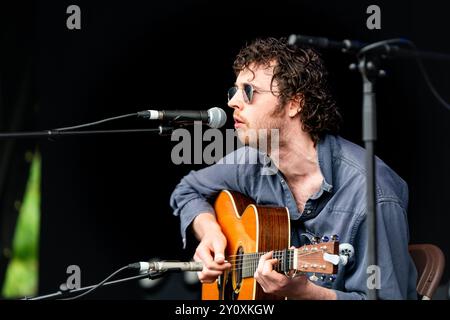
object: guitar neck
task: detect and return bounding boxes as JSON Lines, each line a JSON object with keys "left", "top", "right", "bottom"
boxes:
{"left": 228, "top": 241, "right": 339, "bottom": 278}
{"left": 231, "top": 250, "right": 295, "bottom": 278}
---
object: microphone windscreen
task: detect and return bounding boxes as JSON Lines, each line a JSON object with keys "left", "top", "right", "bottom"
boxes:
{"left": 207, "top": 107, "right": 227, "bottom": 128}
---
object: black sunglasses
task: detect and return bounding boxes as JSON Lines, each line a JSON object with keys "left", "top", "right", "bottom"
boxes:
{"left": 227, "top": 83, "right": 273, "bottom": 104}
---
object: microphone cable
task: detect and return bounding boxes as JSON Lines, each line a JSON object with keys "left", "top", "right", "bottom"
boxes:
{"left": 402, "top": 40, "right": 450, "bottom": 112}
{"left": 54, "top": 113, "right": 138, "bottom": 131}
{"left": 357, "top": 38, "right": 450, "bottom": 111}
{"left": 25, "top": 263, "right": 168, "bottom": 300}
{"left": 59, "top": 265, "right": 132, "bottom": 300}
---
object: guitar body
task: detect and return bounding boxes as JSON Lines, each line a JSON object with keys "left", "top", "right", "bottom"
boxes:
{"left": 202, "top": 190, "right": 290, "bottom": 300}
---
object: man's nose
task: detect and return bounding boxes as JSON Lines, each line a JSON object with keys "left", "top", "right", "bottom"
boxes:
{"left": 227, "top": 88, "right": 245, "bottom": 110}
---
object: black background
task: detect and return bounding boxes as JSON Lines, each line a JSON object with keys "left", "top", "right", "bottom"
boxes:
{"left": 1, "top": 0, "right": 449, "bottom": 299}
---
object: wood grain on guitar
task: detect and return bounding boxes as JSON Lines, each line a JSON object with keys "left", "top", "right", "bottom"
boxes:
{"left": 202, "top": 190, "right": 339, "bottom": 300}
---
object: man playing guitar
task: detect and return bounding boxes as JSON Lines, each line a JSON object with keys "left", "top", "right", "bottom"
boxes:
{"left": 170, "top": 37, "right": 417, "bottom": 300}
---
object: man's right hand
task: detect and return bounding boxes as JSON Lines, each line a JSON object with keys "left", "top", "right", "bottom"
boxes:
{"left": 192, "top": 213, "right": 231, "bottom": 283}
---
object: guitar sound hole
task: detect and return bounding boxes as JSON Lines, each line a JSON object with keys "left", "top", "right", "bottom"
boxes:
{"left": 217, "top": 274, "right": 224, "bottom": 300}
{"left": 224, "top": 246, "right": 244, "bottom": 300}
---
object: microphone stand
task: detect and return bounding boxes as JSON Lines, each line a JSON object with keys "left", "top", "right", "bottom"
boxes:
{"left": 351, "top": 52, "right": 385, "bottom": 301}
{"left": 0, "top": 127, "right": 175, "bottom": 140}
{"left": 22, "top": 270, "right": 168, "bottom": 300}
{"left": 290, "top": 35, "right": 450, "bottom": 300}
{"left": 0, "top": 125, "right": 175, "bottom": 300}
{"left": 348, "top": 41, "right": 436, "bottom": 300}
{"left": 347, "top": 40, "right": 447, "bottom": 300}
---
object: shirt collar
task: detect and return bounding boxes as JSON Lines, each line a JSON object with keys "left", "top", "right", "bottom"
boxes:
{"left": 260, "top": 134, "right": 336, "bottom": 194}
{"left": 317, "top": 134, "right": 334, "bottom": 193}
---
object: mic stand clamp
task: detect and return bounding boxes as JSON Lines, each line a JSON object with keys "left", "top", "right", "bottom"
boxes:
{"left": 158, "top": 125, "right": 174, "bottom": 136}
{"left": 147, "top": 270, "right": 168, "bottom": 280}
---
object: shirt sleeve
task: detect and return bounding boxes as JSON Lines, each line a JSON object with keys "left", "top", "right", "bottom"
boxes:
{"left": 334, "top": 200, "right": 418, "bottom": 300}
{"left": 169, "top": 147, "right": 251, "bottom": 248}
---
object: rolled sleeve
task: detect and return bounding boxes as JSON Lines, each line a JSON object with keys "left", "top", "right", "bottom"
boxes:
{"left": 177, "top": 198, "right": 215, "bottom": 248}
{"left": 169, "top": 147, "right": 252, "bottom": 248}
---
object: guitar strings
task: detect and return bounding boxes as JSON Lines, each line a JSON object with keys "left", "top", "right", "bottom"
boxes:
{"left": 224, "top": 250, "right": 328, "bottom": 264}
{"left": 226, "top": 247, "right": 334, "bottom": 260}
{"left": 225, "top": 256, "right": 328, "bottom": 269}
{"left": 225, "top": 254, "right": 319, "bottom": 266}
{"left": 222, "top": 251, "right": 331, "bottom": 272}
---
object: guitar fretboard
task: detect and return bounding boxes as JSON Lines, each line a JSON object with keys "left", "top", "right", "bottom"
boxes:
{"left": 230, "top": 249, "right": 295, "bottom": 278}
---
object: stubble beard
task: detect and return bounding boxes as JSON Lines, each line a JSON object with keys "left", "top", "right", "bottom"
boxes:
{"left": 236, "top": 106, "right": 287, "bottom": 155}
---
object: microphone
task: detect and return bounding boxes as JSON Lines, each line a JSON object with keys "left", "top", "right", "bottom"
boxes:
{"left": 288, "top": 34, "right": 414, "bottom": 59}
{"left": 129, "top": 261, "right": 204, "bottom": 273}
{"left": 137, "top": 107, "right": 227, "bottom": 129}
{"left": 288, "top": 34, "right": 366, "bottom": 53}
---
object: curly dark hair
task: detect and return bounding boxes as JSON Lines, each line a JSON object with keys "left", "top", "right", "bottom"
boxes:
{"left": 233, "top": 37, "right": 341, "bottom": 144}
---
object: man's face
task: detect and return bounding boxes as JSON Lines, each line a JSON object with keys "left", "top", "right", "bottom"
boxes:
{"left": 228, "top": 63, "right": 286, "bottom": 147}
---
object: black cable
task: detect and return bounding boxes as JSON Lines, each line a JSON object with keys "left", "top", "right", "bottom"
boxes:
{"left": 24, "top": 265, "right": 170, "bottom": 300}
{"left": 54, "top": 113, "right": 138, "bottom": 131}
{"left": 357, "top": 38, "right": 411, "bottom": 58}
{"left": 26, "top": 273, "right": 151, "bottom": 300}
{"left": 407, "top": 42, "right": 450, "bottom": 112}
{"left": 0, "top": 128, "right": 168, "bottom": 140}
{"left": 59, "top": 265, "right": 130, "bottom": 300}
{"left": 358, "top": 38, "right": 450, "bottom": 111}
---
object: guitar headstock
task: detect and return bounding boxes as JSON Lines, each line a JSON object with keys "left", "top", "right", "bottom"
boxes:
{"left": 295, "top": 239, "right": 339, "bottom": 276}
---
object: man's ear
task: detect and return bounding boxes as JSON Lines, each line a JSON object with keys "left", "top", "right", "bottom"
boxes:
{"left": 288, "top": 93, "right": 305, "bottom": 117}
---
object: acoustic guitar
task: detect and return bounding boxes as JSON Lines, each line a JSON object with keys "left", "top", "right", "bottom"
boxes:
{"left": 202, "top": 190, "right": 340, "bottom": 300}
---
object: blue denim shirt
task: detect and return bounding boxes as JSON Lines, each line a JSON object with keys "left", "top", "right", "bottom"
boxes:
{"left": 170, "top": 134, "right": 418, "bottom": 300}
